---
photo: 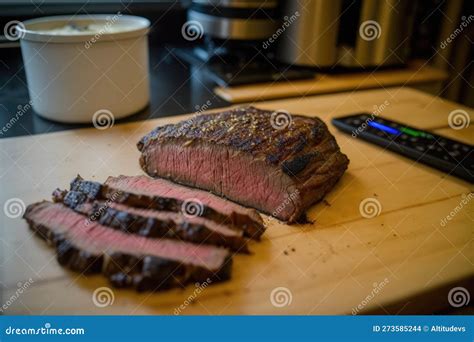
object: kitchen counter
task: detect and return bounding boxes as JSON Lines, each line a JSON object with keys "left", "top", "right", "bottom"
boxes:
{"left": 1, "top": 40, "right": 453, "bottom": 141}
{"left": 2, "top": 87, "right": 472, "bottom": 315}
{"left": 0, "top": 44, "right": 229, "bottom": 139}
{"left": 1, "top": 43, "right": 450, "bottom": 140}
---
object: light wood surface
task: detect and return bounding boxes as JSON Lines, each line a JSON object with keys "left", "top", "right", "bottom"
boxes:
{"left": 1, "top": 87, "right": 472, "bottom": 315}
{"left": 214, "top": 62, "right": 448, "bottom": 103}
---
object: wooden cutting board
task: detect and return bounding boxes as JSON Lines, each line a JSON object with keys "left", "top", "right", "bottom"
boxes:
{"left": 1, "top": 87, "right": 472, "bottom": 315}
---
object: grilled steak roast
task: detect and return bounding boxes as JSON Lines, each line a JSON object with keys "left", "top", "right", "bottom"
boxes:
{"left": 24, "top": 202, "right": 232, "bottom": 291}
{"left": 53, "top": 189, "right": 249, "bottom": 253}
{"left": 70, "top": 175, "right": 264, "bottom": 238}
{"left": 137, "top": 106, "right": 349, "bottom": 222}
{"left": 105, "top": 175, "right": 265, "bottom": 239}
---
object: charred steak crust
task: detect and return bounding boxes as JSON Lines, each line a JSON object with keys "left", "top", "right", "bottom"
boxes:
{"left": 69, "top": 175, "right": 264, "bottom": 239}
{"left": 137, "top": 106, "right": 349, "bottom": 222}
{"left": 54, "top": 189, "right": 249, "bottom": 253}
{"left": 24, "top": 202, "right": 232, "bottom": 291}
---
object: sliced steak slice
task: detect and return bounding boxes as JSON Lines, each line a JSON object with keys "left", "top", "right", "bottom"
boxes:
{"left": 53, "top": 189, "right": 249, "bottom": 253}
{"left": 137, "top": 106, "right": 349, "bottom": 223}
{"left": 24, "top": 201, "right": 232, "bottom": 291}
{"left": 105, "top": 175, "right": 265, "bottom": 239}
{"left": 68, "top": 175, "right": 264, "bottom": 240}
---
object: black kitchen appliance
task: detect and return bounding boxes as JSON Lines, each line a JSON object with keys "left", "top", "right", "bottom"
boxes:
{"left": 175, "top": 0, "right": 315, "bottom": 86}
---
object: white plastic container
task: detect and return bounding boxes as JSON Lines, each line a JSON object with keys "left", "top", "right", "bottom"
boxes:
{"left": 17, "top": 15, "right": 150, "bottom": 123}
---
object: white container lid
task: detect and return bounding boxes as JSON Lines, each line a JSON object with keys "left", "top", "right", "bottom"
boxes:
{"left": 17, "top": 14, "right": 150, "bottom": 43}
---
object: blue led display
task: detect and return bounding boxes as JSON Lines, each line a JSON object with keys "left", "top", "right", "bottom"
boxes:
{"left": 368, "top": 121, "right": 400, "bottom": 135}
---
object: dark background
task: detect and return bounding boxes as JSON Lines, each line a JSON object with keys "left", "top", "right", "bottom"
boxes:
{"left": 0, "top": 0, "right": 472, "bottom": 138}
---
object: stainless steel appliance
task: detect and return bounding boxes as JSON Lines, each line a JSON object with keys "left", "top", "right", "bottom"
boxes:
{"left": 178, "top": 0, "right": 314, "bottom": 86}
{"left": 277, "top": 0, "right": 416, "bottom": 68}
{"left": 278, "top": 0, "right": 342, "bottom": 67}
{"left": 179, "top": 0, "right": 418, "bottom": 86}
{"left": 188, "top": 0, "right": 279, "bottom": 40}
{"left": 337, "top": 0, "right": 416, "bottom": 68}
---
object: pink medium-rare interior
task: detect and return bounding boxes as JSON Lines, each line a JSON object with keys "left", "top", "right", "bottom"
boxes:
{"left": 105, "top": 174, "right": 262, "bottom": 221}
{"left": 142, "top": 141, "right": 298, "bottom": 219}
{"left": 26, "top": 202, "right": 229, "bottom": 270}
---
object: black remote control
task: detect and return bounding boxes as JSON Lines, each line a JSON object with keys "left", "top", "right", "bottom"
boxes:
{"left": 332, "top": 113, "right": 474, "bottom": 183}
